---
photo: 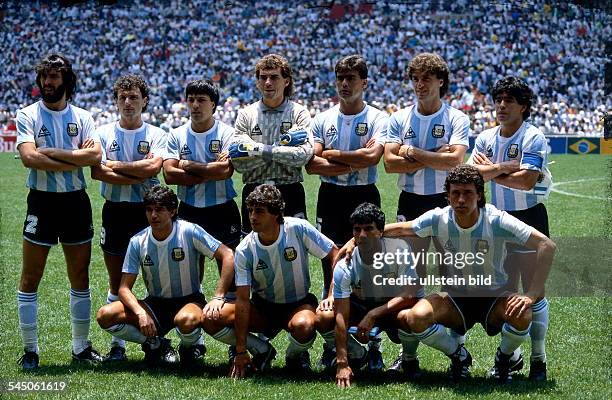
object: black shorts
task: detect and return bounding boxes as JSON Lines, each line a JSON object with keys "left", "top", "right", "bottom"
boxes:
{"left": 397, "top": 191, "right": 448, "bottom": 222}
{"left": 348, "top": 294, "right": 401, "bottom": 343}
{"left": 446, "top": 289, "right": 508, "bottom": 336}
{"left": 316, "top": 182, "right": 380, "bottom": 246}
{"left": 241, "top": 182, "right": 307, "bottom": 234}
{"left": 23, "top": 189, "right": 93, "bottom": 246}
{"left": 100, "top": 201, "right": 148, "bottom": 255}
{"left": 142, "top": 292, "right": 206, "bottom": 337}
{"left": 251, "top": 293, "right": 318, "bottom": 339}
{"left": 178, "top": 199, "right": 241, "bottom": 248}
{"left": 507, "top": 203, "right": 550, "bottom": 253}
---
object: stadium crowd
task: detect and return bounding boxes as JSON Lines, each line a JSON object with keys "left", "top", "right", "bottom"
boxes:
{"left": 0, "top": 0, "right": 609, "bottom": 136}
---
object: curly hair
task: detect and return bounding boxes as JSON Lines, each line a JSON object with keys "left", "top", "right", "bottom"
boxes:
{"left": 408, "top": 53, "right": 450, "bottom": 97}
{"left": 255, "top": 54, "right": 294, "bottom": 97}
{"left": 35, "top": 53, "right": 77, "bottom": 102}
{"left": 444, "top": 165, "right": 486, "bottom": 208}
{"left": 246, "top": 184, "right": 285, "bottom": 223}
{"left": 144, "top": 185, "right": 179, "bottom": 220}
{"left": 491, "top": 76, "right": 534, "bottom": 120}
{"left": 113, "top": 74, "right": 150, "bottom": 112}
{"left": 349, "top": 203, "right": 385, "bottom": 231}
{"left": 185, "top": 79, "right": 220, "bottom": 113}
{"left": 335, "top": 55, "right": 368, "bottom": 79}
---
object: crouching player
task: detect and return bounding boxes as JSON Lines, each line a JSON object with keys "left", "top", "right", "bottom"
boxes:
{"left": 96, "top": 185, "right": 234, "bottom": 367}
{"left": 316, "top": 203, "right": 423, "bottom": 388}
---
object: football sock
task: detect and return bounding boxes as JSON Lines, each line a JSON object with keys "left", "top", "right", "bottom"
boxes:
{"left": 176, "top": 327, "right": 202, "bottom": 348}
{"left": 70, "top": 288, "right": 91, "bottom": 354}
{"left": 398, "top": 329, "right": 419, "bottom": 361}
{"left": 415, "top": 323, "right": 458, "bottom": 357}
{"left": 500, "top": 322, "right": 530, "bottom": 356}
{"left": 530, "top": 298, "right": 549, "bottom": 362}
{"left": 449, "top": 329, "right": 466, "bottom": 346}
{"left": 211, "top": 327, "right": 269, "bottom": 354}
{"left": 105, "top": 323, "right": 146, "bottom": 344}
{"left": 286, "top": 334, "right": 315, "bottom": 359}
{"left": 18, "top": 291, "right": 38, "bottom": 353}
{"left": 106, "top": 291, "right": 125, "bottom": 348}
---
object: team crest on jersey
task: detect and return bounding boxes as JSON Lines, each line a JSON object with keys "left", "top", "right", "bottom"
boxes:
{"left": 475, "top": 239, "right": 489, "bottom": 254}
{"left": 443, "top": 239, "right": 456, "bottom": 253}
{"left": 404, "top": 127, "right": 416, "bottom": 139}
{"left": 251, "top": 124, "right": 262, "bottom": 135}
{"left": 38, "top": 125, "right": 51, "bottom": 137}
{"left": 507, "top": 144, "right": 519, "bottom": 158}
{"left": 171, "top": 247, "right": 185, "bottom": 261}
{"left": 432, "top": 124, "right": 445, "bottom": 138}
{"left": 209, "top": 140, "right": 221, "bottom": 153}
{"left": 355, "top": 123, "right": 368, "bottom": 136}
{"left": 137, "top": 141, "right": 150, "bottom": 155}
{"left": 180, "top": 144, "right": 192, "bottom": 156}
{"left": 485, "top": 145, "right": 493, "bottom": 158}
{"left": 280, "top": 121, "right": 292, "bottom": 134}
{"left": 109, "top": 140, "right": 120, "bottom": 152}
{"left": 67, "top": 123, "right": 78, "bottom": 136}
{"left": 142, "top": 255, "right": 154, "bottom": 267}
{"left": 326, "top": 125, "right": 338, "bottom": 137}
{"left": 255, "top": 259, "right": 269, "bottom": 270}
{"left": 283, "top": 247, "right": 297, "bottom": 262}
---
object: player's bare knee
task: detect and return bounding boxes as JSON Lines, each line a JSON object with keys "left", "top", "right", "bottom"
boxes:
{"left": 96, "top": 305, "right": 116, "bottom": 329}
{"left": 506, "top": 308, "right": 532, "bottom": 331}
{"left": 406, "top": 304, "right": 434, "bottom": 333}
{"left": 175, "top": 312, "right": 201, "bottom": 333}
{"left": 395, "top": 309, "right": 411, "bottom": 330}
{"left": 314, "top": 309, "right": 334, "bottom": 331}
{"left": 289, "top": 316, "right": 315, "bottom": 338}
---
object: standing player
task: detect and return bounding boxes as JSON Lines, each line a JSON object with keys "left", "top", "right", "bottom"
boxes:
{"left": 305, "top": 55, "right": 388, "bottom": 371}
{"left": 315, "top": 203, "right": 423, "bottom": 388}
{"left": 229, "top": 54, "right": 313, "bottom": 234}
{"left": 203, "top": 185, "right": 338, "bottom": 377}
{"left": 468, "top": 76, "right": 552, "bottom": 380}
{"left": 96, "top": 185, "right": 235, "bottom": 367}
{"left": 383, "top": 52, "right": 470, "bottom": 372}
{"left": 15, "top": 54, "right": 103, "bottom": 369}
{"left": 385, "top": 165, "right": 556, "bottom": 383}
{"left": 91, "top": 74, "right": 166, "bottom": 362}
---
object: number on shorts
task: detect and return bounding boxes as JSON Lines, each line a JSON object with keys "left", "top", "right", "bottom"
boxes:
{"left": 25, "top": 215, "right": 38, "bottom": 234}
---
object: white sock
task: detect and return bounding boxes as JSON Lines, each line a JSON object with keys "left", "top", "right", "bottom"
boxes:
{"left": 320, "top": 330, "right": 335, "bottom": 350}
{"left": 176, "top": 327, "right": 202, "bottom": 348}
{"left": 500, "top": 322, "right": 530, "bottom": 356}
{"left": 398, "top": 329, "right": 420, "bottom": 361}
{"left": 106, "top": 291, "right": 125, "bottom": 348}
{"left": 18, "top": 291, "right": 38, "bottom": 353}
{"left": 286, "top": 334, "right": 315, "bottom": 360}
{"left": 211, "top": 327, "right": 269, "bottom": 354}
{"left": 415, "top": 324, "right": 458, "bottom": 357}
{"left": 70, "top": 288, "right": 91, "bottom": 354}
{"left": 347, "top": 334, "right": 366, "bottom": 359}
{"left": 105, "top": 323, "right": 146, "bottom": 344}
{"left": 510, "top": 347, "right": 522, "bottom": 362}
{"left": 530, "top": 298, "right": 549, "bottom": 362}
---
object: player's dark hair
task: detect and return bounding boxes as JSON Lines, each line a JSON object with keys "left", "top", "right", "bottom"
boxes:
{"left": 185, "top": 79, "right": 220, "bottom": 113}
{"left": 113, "top": 74, "right": 150, "bottom": 112}
{"left": 246, "top": 184, "right": 285, "bottom": 224}
{"left": 408, "top": 52, "right": 450, "bottom": 97}
{"left": 491, "top": 76, "right": 534, "bottom": 120}
{"left": 349, "top": 203, "right": 385, "bottom": 231}
{"left": 35, "top": 53, "right": 77, "bottom": 102}
{"left": 444, "top": 165, "right": 486, "bottom": 208}
{"left": 335, "top": 55, "right": 368, "bottom": 79}
{"left": 255, "top": 54, "right": 294, "bottom": 98}
{"left": 144, "top": 185, "right": 179, "bottom": 221}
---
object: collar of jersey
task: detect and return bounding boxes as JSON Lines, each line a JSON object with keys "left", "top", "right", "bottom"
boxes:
{"left": 40, "top": 100, "right": 70, "bottom": 115}
{"left": 450, "top": 206, "right": 483, "bottom": 233}
{"left": 189, "top": 120, "right": 217, "bottom": 136}
{"left": 259, "top": 98, "right": 288, "bottom": 113}
{"left": 495, "top": 121, "right": 527, "bottom": 142}
{"left": 412, "top": 102, "right": 445, "bottom": 120}
{"left": 254, "top": 223, "right": 285, "bottom": 249}
{"left": 115, "top": 121, "right": 145, "bottom": 134}
{"left": 149, "top": 221, "right": 177, "bottom": 246}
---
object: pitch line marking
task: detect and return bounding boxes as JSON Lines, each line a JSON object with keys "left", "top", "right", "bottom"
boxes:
{"left": 551, "top": 177, "right": 609, "bottom": 200}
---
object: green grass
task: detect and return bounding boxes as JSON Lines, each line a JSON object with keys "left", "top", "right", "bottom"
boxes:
{"left": 0, "top": 153, "right": 610, "bottom": 399}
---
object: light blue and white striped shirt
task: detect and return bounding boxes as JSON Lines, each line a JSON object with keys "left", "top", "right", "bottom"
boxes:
{"left": 470, "top": 122, "right": 552, "bottom": 211}
{"left": 165, "top": 120, "right": 237, "bottom": 207}
{"left": 311, "top": 103, "right": 388, "bottom": 186}
{"left": 98, "top": 121, "right": 166, "bottom": 202}
{"left": 387, "top": 103, "right": 470, "bottom": 195}
{"left": 333, "top": 237, "right": 423, "bottom": 303}
{"left": 123, "top": 219, "right": 221, "bottom": 298}
{"left": 412, "top": 204, "right": 533, "bottom": 292}
{"left": 234, "top": 217, "right": 334, "bottom": 303}
{"left": 16, "top": 101, "right": 98, "bottom": 192}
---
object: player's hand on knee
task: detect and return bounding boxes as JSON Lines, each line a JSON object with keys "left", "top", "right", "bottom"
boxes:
{"left": 203, "top": 298, "right": 225, "bottom": 321}
{"left": 505, "top": 293, "right": 533, "bottom": 318}
{"left": 231, "top": 353, "right": 252, "bottom": 379}
{"left": 317, "top": 296, "right": 334, "bottom": 312}
{"left": 336, "top": 365, "right": 353, "bottom": 388}
{"left": 137, "top": 312, "right": 157, "bottom": 337}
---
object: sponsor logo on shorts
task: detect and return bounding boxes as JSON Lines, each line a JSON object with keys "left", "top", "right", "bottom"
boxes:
{"left": 283, "top": 247, "right": 297, "bottom": 261}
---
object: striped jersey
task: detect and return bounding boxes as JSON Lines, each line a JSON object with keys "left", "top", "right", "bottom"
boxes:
{"left": 311, "top": 103, "right": 388, "bottom": 186}
{"left": 470, "top": 122, "right": 552, "bottom": 211}
{"left": 16, "top": 101, "right": 98, "bottom": 192}
{"left": 123, "top": 219, "right": 221, "bottom": 298}
{"left": 98, "top": 121, "right": 166, "bottom": 202}
{"left": 234, "top": 217, "right": 334, "bottom": 303}
{"left": 387, "top": 103, "right": 470, "bottom": 195}
{"left": 165, "top": 120, "right": 237, "bottom": 207}
{"left": 333, "top": 237, "right": 423, "bottom": 303}
{"left": 232, "top": 99, "right": 313, "bottom": 185}
{"left": 412, "top": 204, "right": 533, "bottom": 292}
